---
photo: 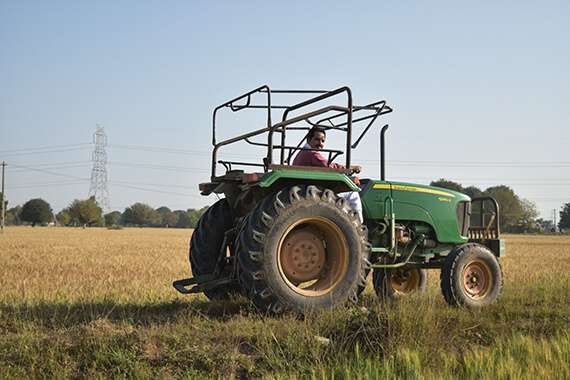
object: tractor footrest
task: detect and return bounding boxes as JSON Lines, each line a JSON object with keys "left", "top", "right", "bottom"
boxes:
{"left": 173, "top": 274, "right": 236, "bottom": 295}
{"left": 173, "top": 278, "right": 200, "bottom": 294}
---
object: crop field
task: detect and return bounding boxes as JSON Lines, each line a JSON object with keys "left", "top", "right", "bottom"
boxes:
{"left": 0, "top": 227, "right": 569, "bottom": 379}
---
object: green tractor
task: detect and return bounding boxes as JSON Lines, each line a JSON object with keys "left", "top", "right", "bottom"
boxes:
{"left": 174, "top": 85, "right": 505, "bottom": 314}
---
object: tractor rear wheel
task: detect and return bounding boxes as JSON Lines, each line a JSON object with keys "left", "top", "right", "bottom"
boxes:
{"left": 189, "top": 198, "right": 240, "bottom": 300}
{"left": 237, "top": 185, "right": 370, "bottom": 314}
{"left": 373, "top": 267, "right": 427, "bottom": 300}
{"left": 440, "top": 243, "right": 503, "bottom": 308}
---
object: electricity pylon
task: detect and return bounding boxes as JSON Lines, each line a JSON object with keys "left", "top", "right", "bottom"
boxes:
{"left": 88, "top": 125, "right": 110, "bottom": 212}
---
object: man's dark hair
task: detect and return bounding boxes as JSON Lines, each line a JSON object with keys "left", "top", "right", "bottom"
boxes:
{"left": 306, "top": 126, "right": 326, "bottom": 142}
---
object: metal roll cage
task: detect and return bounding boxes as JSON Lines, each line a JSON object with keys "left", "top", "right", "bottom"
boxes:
{"left": 210, "top": 85, "right": 393, "bottom": 180}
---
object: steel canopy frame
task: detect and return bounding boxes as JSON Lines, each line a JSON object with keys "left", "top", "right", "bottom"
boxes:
{"left": 210, "top": 85, "right": 393, "bottom": 180}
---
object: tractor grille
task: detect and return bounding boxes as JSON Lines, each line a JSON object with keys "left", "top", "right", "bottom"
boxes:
{"left": 456, "top": 201, "right": 471, "bottom": 237}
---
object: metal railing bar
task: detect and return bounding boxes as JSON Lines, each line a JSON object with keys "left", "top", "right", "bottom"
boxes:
{"left": 259, "top": 89, "right": 329, "bottom": 94}
{"left": 224, "top": 104, "right": 290, "bottom": 110}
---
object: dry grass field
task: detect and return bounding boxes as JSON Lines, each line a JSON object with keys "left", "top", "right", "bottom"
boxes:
{"left": 1, "top": 227, "right": 569, "bottom": 379}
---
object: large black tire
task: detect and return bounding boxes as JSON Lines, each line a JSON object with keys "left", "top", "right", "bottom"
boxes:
{"left": 237, "top": 185, "right": 371, "bottom": 314}
{"left": 189, "top": 198, "right": 240, "bottom": 300}
{"left": 373, "top": 267, "right": 427, "bottom": 300}
{"left": 440, "top": 243, "right": 503, "bottom": 308}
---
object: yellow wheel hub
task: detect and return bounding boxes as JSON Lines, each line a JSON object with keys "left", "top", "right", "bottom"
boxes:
{"left": 389, "top": 268, "right": 421, "bottom": 294}
{"left": 462, "top": 260, "right": 493, "bottom": 299}
{"left": 278, "top": 217, "right": 349, "bottom": 297}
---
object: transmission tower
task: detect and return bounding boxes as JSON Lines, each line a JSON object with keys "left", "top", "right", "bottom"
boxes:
{"left": 88, "top": 125, "right": 110, "bottom": 211}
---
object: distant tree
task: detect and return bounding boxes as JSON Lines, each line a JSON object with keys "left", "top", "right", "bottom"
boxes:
{"left": 156, "top": 206, "right": 171, "bottom": 214}
{"left": 430, "top": 179, "right": 464, "bottom": 193}
{"left": 186, "top": 209, "right": 202, "bottom": 228}
{"left": 122, "top": 203, "right": 160, "bottom": 226}
{"left": 171, "top": 207, "right": 207, "bottom": 228}
{"left": 156, "top": 206, "right": 178, "bottom": 227}
{"left": 56, "top": 210, "right": 71, "bottom": 226}
{"left": 559, "top": 203, "right": 570, "bottom": 231}
{"left": 104, "top": 211, "right": 122, "bottom": 226}
{"left": 535, "top": 218, "right": 555, "bottom": 232}
{"left": 163, "top": 212, "right": 179, "bottom": 227}
{"left": 174, "top": 210, "right": 192, "bottom": 228}
{"left": 6, "top": 206, "right": 22, "bottom": 226}
{"left": 20, "top": 198, "right": 53, "bottom": 226}
{"left": 187, "top": 207, "right": 208, "bottom": 228}
{"left": 516, "top": 199, "right": 539, "bottom": 233}
{"left": 484, "top": 185, "right": 524, "bottom": 232}
{"left": 67, "top": 197, "right": 104, "bottom": 226}
{"left": 463, "top": 186, "right": 483, "bottom": 199}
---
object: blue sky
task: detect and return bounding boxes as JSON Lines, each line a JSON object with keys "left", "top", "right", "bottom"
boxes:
{"left": 1, "top": 1, "right": 569, "bottom": 220}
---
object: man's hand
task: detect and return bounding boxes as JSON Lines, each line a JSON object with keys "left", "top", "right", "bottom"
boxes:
{"left": 349, "top": 165, "right": 362, "bottom": 174}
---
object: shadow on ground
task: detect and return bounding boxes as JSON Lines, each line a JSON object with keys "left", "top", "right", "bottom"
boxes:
{"left": 0, "top": 297, "right": 253, "bottom": 328}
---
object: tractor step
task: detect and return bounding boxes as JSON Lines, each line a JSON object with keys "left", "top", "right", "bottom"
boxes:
{"left": 173, "top": 274, "right": 237, "bottom": 295}
{"left": 172, "top": 277, "right": 200, "bottom": 294}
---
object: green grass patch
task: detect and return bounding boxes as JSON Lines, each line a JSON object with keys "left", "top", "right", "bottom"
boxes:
{"left": 1, "top": 283, "right": 569, "bottom": 379}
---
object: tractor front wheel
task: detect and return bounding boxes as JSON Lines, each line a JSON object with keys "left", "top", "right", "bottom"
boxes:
{"left": 237, "top": 185, "right": 370, "bottom": 314}
{"left": 440, "top": 243, "right": 503, "bottom": 308}
{"left": 373, "top": 267, "right": 427, "bottom": 300}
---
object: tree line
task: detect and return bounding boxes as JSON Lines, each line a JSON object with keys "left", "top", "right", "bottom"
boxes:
{"left": 2, "top": 184, "right": 570, "bottom": 232}
{"left": 2, "top": 195, "right": 208, "bottom": 228}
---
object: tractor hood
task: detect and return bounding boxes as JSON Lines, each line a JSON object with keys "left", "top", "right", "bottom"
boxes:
{"left": 360, "top": 180, "right": 471, "bottom": 244}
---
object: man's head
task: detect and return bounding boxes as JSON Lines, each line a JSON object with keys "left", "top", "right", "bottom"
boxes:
{"left": 306, "top": 126, "right": 326, "bottom": 150}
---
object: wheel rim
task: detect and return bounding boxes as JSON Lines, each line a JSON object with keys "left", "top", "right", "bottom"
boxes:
{"left": 278, "top": 217, "right": 349, "bottom": 297}
{"left": 389, "top": 268, "right": 420, "bottom": 294}
{"left": 462, "top": 260, "right": 493, "bottom": 299}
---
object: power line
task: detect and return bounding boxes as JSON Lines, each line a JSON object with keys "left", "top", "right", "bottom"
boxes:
{"left": 391, "top": 176, "right": 570, "bottom": 182}
{"left": 110, "top": 179, "right": 195, "bottom": 189}
{"left": 8, "top": 160, "right": 91, "bottom": 167}
{"left": 8, "top": 160, "right": 209, "bottom": 173}
{"left": 9, "top": 180, "right": 88, "bottom": 189}
{"left": 108, "top": 144, "right": 570, "bottom": 165}
{"left": 9, "top": 164, "right": 89, "bottom": 181}
{"left": 0, "top": 143, "right": 91, "bottom": 154}
{"left": 9, "top": 161, "right": 570, "bottom": 187}
{"left": 108, "top": 144, "right": 269, "bottom": 159}
{"left": 108, "top": 182, "right": 203, "bottom": 198}
{"left": 0, "top": 146, "right": 93, "bottom": 157}
{"left": 7, "top": 179, "right": 197, "bottom": 192}
{"left": 5, "top": 142, "right": 569, "bottom": 167}
{"left": 385, "top": 159, "right": 570, "bottom": 165}
{"left": 9, "top": 162, "right": 92, "bottom": 172}
{"left": 108, "top": 161, "right": 210, "bottom": 173}
{"left": 380, "top": 162, "right": 570, "bottom": 168}
{"left": 8, "top": 162, "right": 209, "bottom": 179}
{"left": 8, "top": 160, "right": 570, "bottom": 182}
{"left": 108, "top": 144, "right": 208, "bottom": 155}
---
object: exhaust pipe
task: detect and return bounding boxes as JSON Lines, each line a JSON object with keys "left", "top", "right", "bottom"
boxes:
{"left": 380, "top": 124, "right": 389, "bottom": 181}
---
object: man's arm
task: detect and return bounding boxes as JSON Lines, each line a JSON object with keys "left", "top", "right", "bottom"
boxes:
{"left": 309, "top": 151, "right": 345, "bottom": 169}
{"left": 312, "top": 152, "right": 361, "bottom": 173}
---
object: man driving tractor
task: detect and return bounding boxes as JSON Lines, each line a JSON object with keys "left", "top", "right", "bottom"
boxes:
{"left": 292, "top": 126, "right": 363, "bottom": 221}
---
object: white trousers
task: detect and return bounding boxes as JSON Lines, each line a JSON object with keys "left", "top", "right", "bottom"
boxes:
{"left": 338, "top": 192, "right": 363, "bottom": 223}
